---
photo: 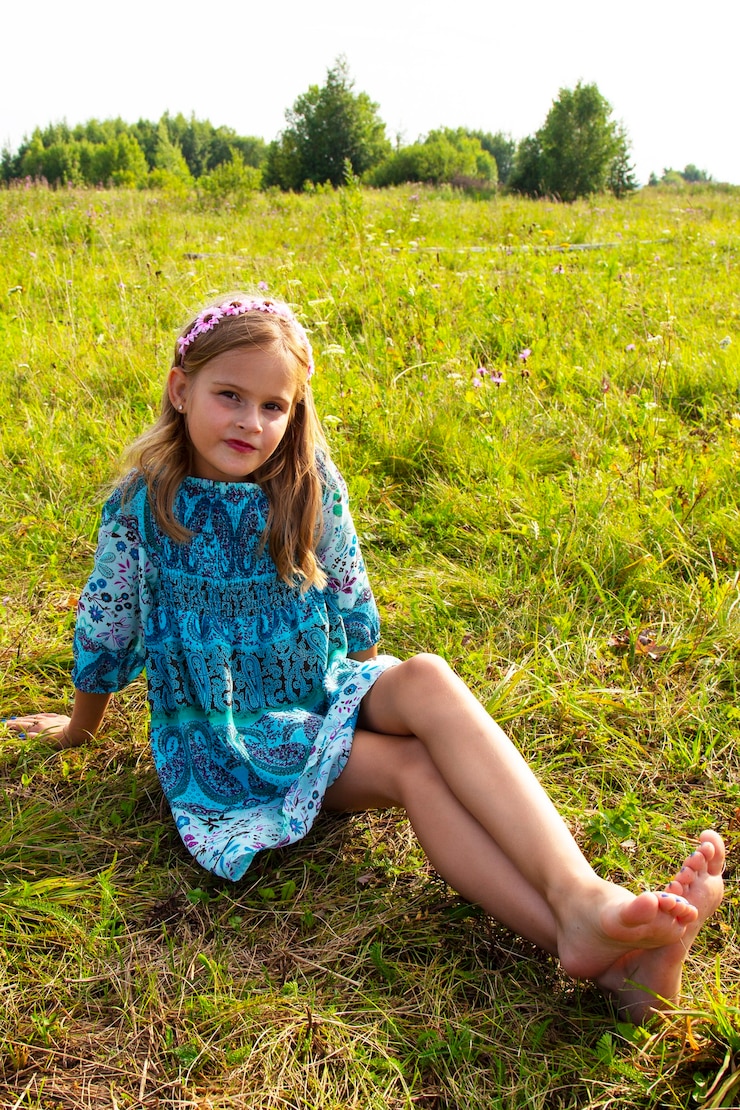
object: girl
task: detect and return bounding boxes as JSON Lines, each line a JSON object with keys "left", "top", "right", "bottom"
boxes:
{"left": 8, "top": 293, "right": 725, "bottom": 1023}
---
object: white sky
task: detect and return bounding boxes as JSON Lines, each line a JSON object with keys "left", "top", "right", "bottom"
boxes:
{"left": 2, "top": 0, "right": 738, "bottom": 186}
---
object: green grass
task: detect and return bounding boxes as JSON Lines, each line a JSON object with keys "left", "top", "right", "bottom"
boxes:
{"left": 1, "top": 180, "right": 739, "bottom": 1107}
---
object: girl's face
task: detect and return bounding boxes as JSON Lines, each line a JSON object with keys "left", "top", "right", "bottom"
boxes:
{"left": 168, "top": 347, "right": 296, "bottom": 482}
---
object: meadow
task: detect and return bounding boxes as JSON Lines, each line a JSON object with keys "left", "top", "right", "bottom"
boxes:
{"left": 0, "top": 179, "right": 739, "bottom": 1108}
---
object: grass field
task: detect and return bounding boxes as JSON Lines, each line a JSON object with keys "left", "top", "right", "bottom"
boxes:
{"left": 1, "top": 180, "right": 739, "bottom": 1108}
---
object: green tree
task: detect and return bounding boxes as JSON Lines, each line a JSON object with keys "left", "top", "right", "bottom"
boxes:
{"left": 510, "top": 83, "right": 636, "bottom": 201}
{"left": 147, "top": 121, "right": 194, "bottom": 192}
{"left": 92, "top": 134, "right": 149, "bottom": 186}
{"left": 606, "top": 125, "right": 638, "bottom": 197}
{"left": 199, "top": 150, "right": 262, "bottom": 208}
{"left": 469, "top": 130, "right": 516, "bottom": 184}
{"left": 509, "top": 136, "right": 545, "bottom": 197}
{"left": 370, "top": 129, "right": 497, "bottom": 188}
{"left": 265, "top": 57, "right": 390, "bottom": 189}
{"left": 17, "top": 132, "right": 46, "bottom": 179}
{"left": 682, "top": 163, "right": 712, "bottom": 183}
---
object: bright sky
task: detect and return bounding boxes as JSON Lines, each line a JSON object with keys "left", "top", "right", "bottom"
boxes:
{"left": 2, "top": 0, "right": 738, "bottom": 186}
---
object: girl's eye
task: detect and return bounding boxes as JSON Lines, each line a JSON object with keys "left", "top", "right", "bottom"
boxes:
{"left": 220, "top": 391, "right": 240, "bottom": 401}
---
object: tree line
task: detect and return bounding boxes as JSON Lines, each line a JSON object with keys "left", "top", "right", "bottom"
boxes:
{"left": 1, "top": 114, "right": 267, "bottom": 192}
{"left": 0, "top": 59, "right": 713, "bottom": 201}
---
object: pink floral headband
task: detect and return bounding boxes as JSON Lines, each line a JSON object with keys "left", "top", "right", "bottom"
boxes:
{"left": 177, "top": 297, "right": 315, "bottom": 378}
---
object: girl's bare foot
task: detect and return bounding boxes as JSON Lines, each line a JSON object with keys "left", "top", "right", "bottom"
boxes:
{"left": 554, "top": 833, "right": 724, "bottom": 993}
{"left": 595, "top": 831, "right": 726, "bottom": 1021}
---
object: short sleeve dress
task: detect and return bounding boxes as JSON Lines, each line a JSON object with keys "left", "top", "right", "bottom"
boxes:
{"left": 72, "top": 457, "right": 398, "bottom": 880}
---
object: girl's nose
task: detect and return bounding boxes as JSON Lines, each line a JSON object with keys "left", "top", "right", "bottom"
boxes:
{"left": 237, "top": 405, "right": 261, "bottom": 432}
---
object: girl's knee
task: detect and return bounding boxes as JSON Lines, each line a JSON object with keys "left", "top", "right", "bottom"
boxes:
{"left": 398, "top": 652, "right": 455, "bottom": 691}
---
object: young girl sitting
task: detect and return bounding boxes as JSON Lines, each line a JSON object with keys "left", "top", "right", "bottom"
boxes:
{"left": 7, "top": 293, "right": 725, "bottom": 1023}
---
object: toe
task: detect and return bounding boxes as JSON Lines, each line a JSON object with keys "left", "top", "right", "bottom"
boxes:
{"left": 699, "top": 830, "right": 726, "bottom": 876}
{"left": 658, "top": 892, "right": 697, "bottom": 923}
{"left": 679, "top": 848, "right": 709, "bottom": 881}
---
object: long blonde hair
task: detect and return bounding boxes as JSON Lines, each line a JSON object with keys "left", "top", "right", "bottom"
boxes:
{"left": 124, "top": 294, "right": 328, "bottom": 591}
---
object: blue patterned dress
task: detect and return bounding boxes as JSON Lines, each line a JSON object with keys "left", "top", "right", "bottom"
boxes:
{"left": 72, "top": 458, "right": 397, "bottom": 880}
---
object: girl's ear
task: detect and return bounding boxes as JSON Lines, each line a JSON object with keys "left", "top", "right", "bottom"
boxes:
{"left": 168, "top": 367, "right": 188, "bottom": 411}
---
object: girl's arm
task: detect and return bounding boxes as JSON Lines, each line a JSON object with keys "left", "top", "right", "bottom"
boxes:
{"left": 348, "top": 646, "right": 378, "bottom": 662}
{"left": 4, "top": 690, "right": 112, "bottom": 748}
{"left": 6, "top": 485, "right": 156, "bottom": 749}
{"left": 317, "top": 457, "right": 382, "bottom": 656}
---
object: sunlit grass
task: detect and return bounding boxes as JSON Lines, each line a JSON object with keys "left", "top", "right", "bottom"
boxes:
{"left": 0, "top": 180, "right": 738, "bottom": 1107}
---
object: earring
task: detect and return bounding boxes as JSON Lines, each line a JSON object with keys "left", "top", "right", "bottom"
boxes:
{"left": 178, "top": 404, "right": 184, "bottom": 411}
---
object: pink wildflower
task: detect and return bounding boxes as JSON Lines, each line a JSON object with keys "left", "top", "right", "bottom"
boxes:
{"left": 519, "top": 348, "right": 532, "bottom": 363}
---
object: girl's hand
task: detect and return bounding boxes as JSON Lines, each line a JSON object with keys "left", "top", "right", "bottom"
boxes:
{"left": 4, "top": 693, "right": 111, "bottom": 748}
{"left": 3, "top": 713, "right": 73, "bottom": 745}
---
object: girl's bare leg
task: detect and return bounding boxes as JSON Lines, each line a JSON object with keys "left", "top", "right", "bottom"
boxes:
{"left": 348, "top": 654, "right": 724, "bottom": 1014}
{"left": 325, "top": 729, "right": 559, "bottom": 953}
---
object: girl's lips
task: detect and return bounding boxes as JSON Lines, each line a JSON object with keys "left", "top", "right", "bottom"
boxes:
{"left": 226, "top": 440, "right": 255, "bottom": 453}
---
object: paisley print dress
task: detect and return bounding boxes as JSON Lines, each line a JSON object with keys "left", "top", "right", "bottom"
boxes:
{"left": 72, "top": 458, "right": 397, "bottom": 880}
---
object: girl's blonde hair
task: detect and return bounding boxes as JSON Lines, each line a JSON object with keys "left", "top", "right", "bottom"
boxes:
{"left": 124, "top": 294, "right": 328, "bottom": 591}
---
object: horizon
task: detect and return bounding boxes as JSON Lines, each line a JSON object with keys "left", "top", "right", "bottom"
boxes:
{"left": 2, "top": 0, "right": 738, "bottom": 188}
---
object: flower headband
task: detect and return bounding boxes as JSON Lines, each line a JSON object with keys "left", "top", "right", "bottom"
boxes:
{"left": 177, "top": 297, "right": 315, "bottom": 378}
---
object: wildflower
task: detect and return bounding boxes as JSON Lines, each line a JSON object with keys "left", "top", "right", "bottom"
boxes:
{"left": 258, "top": 280, "right": 268, "bottom": 291}
{"left": 472, "top": 377, "right": 483, "bottom": 389}
{"left": 476, "top": 366, "right": 489, "bottom": 377}
{"left": 719, "top": 336, "right": 732, "bottom": 349}
{"left": 625, "top": 343, "right": 636, "bottom": 352}
{"left": 490, "top": 370, "right": 505, "bottom": 385}
{"left": 553, "top": 264, "right": 565, "bottom": 274}
{"left": 519, "top": 348, "right": 532, "bottom": 363}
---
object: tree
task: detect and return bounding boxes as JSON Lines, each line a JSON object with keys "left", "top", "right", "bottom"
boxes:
{"left": 0, "top": 113, "right": 265, "bottom": 186}
{"left": 199, "top": 150, "right": 262, "bottom": 208}
{"left": 681, "top": 164, "right": 712, "bottom": 183}
{"left": 469, "top": 130, "right": 516, "bottom": 185}
{"left": 509, "top": 135, "right": 545, "bottom": 198}
{"left": 510, "top": 83, "right": 636, "bottom": 201}
{"left": 606, "top": 125, "right": 638, "bottom": 197}
{"left": 265, "top": 58, "right": 390, "bottom": 189}
{"left": 370, "top": 129, "right": 497, "bottom": 188}
{"left": 92, "top": 134, "right": 149, "bottom": 186}
{"left": 648, "top": 164, "right": 714, "bottom": 188}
